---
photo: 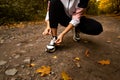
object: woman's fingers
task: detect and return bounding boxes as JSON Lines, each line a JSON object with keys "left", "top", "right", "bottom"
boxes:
{"left": 42, "top": 28, "right": 51, "bottom": 35}
{"left": 55, "top": 39, "right": 61, "bottom": 44}
{"left": 48, "top": 29, "right": 51, "bottom": 34}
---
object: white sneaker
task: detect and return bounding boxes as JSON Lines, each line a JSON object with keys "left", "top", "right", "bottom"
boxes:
{"left": 49, "top": 37, "right": 56, "bottom": 46}
{"left": 73, "top": 27, "right": 80, "bottom": 41}
{"left": 46, "top": 37, "right": 57, "bottom": 53}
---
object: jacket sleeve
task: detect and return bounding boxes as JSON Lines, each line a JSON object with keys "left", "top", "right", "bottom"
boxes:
{"left": 78, "top": 0, "right": 89, "bottom": 8}
{"left": 45, "top": 0, "right": 50, "bottom": 21}
{"left": 69, "top": 8, "right": 82, "bottom": 27}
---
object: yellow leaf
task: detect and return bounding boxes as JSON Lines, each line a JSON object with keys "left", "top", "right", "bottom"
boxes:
{"left": 30, "top": 63, "right": 35, "bottom": 67}
{"left": 73, "top": 57, "right": 81, "bottom": 68}
{"left": 36, "top": 66, "right": 51, "bottom": 76}
{"left": 98, "top": 60, "right": 110, "bottom": 65}
{"left": 74, "top": 57, "right": 80, "bottom": 61}
{"left": 61, "top": 71, "right": 72, "bottom": 80}
{"left": 53, "top": 56, "right": 57, "bottom": 59}
{"left": 28, "top": 63, "right": 35, "bottom": 67}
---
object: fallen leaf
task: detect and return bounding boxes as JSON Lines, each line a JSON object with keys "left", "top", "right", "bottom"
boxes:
{"left": 73, "top": 57, "right": 81, "bottom": 68}
{"left": 61, "top": 71, "right": 72, "bottom": 80}
{"left": 74, "top": 57, "right": 80, "bottom": 61}
{"left": 36, "top": 66, "right": 51, "bottom": 76}
{"left": 28, "top": 63, "right": 35, "bottom": 67}
{"left": 106, "top": 41, "right": 111, "bottom": 43}
{"left": 98, "top": 60, "right": 110, "bottom": 65}
{"left": 85, "top": 49, "right": 90, "bottom": 57}
{"left": 53, "top": 56, "right": 57, "bottom": 59}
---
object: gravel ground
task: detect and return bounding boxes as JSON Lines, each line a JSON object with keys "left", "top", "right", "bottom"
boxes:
{"left": 0, "top": 15, "right": 120, "bottom": 80}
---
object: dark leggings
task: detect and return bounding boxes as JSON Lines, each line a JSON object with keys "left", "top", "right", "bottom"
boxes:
{"left": 49, "top": 0, "right": 103, "bottom": 35}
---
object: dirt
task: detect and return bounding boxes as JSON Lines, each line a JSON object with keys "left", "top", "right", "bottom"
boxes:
{"left": 0, "top": 15, "right": 120, "bottom": 80}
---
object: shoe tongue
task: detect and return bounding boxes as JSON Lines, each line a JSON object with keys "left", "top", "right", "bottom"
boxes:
{"left": 50, "top": 41, "right": 54, "bottom": 45}
{"left": 52, "top": 36, "right": 57, "bottom": 39}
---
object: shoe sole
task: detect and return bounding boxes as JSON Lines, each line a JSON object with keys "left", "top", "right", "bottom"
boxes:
{"left": 73, "top": 36, "right": 80, "bottom": 42}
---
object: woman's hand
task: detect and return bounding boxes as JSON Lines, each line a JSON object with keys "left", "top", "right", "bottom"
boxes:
{"left": 43, "top": 20, "right": 51, "bottom": 35}
{"left": 42, "top": 27, "right": 51, "bottom": 35}
{"left": 55, "top": 23, "right": 74, "bottom": 45}
{"left": 76, "top": 8, "right": 85, "bottom": 15}
{"left": 72, "top": 8, "right": 85, "bottom": 20}
{"left": 55, "top": 33, "right": 64, "bottom": 45}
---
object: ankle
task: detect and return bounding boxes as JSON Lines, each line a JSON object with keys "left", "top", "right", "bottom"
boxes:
{"left": 52, "top": 36, "right": 57, "bottom": 39}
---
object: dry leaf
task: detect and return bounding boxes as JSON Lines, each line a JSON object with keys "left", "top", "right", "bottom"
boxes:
{"left": 53, "top": 56, "right": 57, "bottom": 59}
{"left": 74, "top": 57, "right": 80, "bottom": 61}
{"left": 61, "top": 71, "right": 72, "bottom": 80}
{"left": 36, "top": 66, "right": 51, "bottom": 76}
{"left": 73, "top": 57, "right": 81, "bottom": 68}
{"left": 28, "top": 63, "right": 35, "bottom": 67}
{"left": 85, "top": 49, "right": 90, "bottom": 57}
{"left": 98, "top": 60, "right": 110, "bottom": 65}
{"left": 106, "top": 41, "right": 111, "bottom": 43}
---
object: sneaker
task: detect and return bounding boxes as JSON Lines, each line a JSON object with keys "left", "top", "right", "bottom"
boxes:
{"left": 46, "top": 36, "right": 57, "bottom": 53}
{"left": 49, "top": 36, "right": 57, "bottom": 46}
{"left": 73, "top": 27, "right": 80, "bottom": 41}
